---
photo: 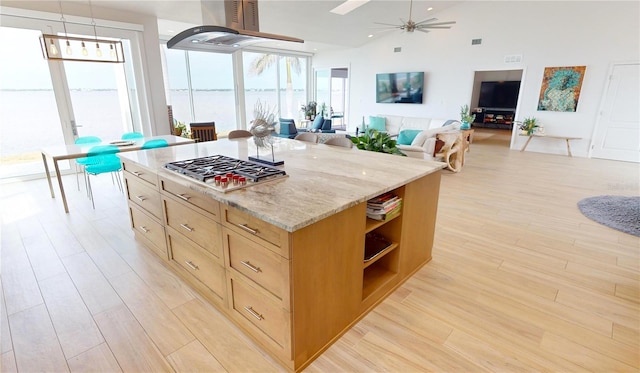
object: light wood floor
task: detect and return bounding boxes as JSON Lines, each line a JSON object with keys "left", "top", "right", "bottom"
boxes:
{"left": 1, "top": 129, "right": 639, "bottom": 372}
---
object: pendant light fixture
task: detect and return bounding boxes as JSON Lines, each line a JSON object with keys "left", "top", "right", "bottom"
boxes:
{"left": 39, "top": 0, "right": 125, "bottom": 63}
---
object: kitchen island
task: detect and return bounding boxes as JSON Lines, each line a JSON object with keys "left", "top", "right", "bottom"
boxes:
{"left": 118, "top": 137, "right": 445, "bottom": 372}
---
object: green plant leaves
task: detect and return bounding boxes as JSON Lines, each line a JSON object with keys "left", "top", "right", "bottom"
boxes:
{"left": 350, "top": 130, "right": 406, "bottom": 156}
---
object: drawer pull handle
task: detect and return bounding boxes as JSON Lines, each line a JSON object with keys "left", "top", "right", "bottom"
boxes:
{"left": 132, "top": 171, "right": 142, "bottom": 177}
{"left": 135, "top": 195, "right": 147, "bottom": 202}
{"left": 177, "top": 193, "right": 191, "bottom": 201}
{"left": 185, "top": 261, "right": 199, "bottom": 270}
{"left": 244, "top": 306, "right": 264, "bottom": 321}
{"left": 138, "top": 226, "right": 149, "bottom": 233}
{"left": 240, "top": 260, "right": 262, "bottom": 273}
{"left": 237, "top": 223, "right": 259, "bottom": 235}
{"left": 180, "top": 223, "right": 194, "bottom": 232}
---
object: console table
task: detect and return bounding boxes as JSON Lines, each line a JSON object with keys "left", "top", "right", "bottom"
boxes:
{"left": 520, "top": 134, "right": 581, "bottom": 157}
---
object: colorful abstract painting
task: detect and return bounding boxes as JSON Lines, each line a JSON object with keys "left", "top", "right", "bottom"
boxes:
{"left": 537, "top": 66, "right": 586, "bottom": 112}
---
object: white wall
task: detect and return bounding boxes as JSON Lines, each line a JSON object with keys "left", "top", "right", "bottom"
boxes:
{"left": 313, "top": 1, "right": 640, "bottom": 157}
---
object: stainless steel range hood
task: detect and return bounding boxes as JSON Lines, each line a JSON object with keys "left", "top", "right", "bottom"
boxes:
{"left": 167, "top": 0, "right": 303, "bottom": 53}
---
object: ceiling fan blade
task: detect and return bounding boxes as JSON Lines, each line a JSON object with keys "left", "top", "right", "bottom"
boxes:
{"left": 414, "top": 17, "right": 438, "bottom": 25}
{"left": 418, "top": 25, "right": 454, "bottom": 29}
{"left": 415, "top": 28, "right": 431, "bottom": 34}
{"left": 373, "top": 22, "right": 402, "bottom": 27}
{"left": 419, "top": 21, "right": 457, "bottom": 27}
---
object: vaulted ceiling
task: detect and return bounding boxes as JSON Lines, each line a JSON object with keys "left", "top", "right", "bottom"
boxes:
{"left": 95, "top": 0, "right": 463, "bottom": 52}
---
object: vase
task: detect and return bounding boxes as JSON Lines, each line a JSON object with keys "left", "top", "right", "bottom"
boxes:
{"left": 460, "top": 121, "right": 471, "bottom": 130}
{"left": 174, "top": 128, "right": 182, "bottom": 136}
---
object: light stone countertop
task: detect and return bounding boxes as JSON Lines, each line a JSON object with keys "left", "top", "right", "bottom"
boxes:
{"left": 118, "top": 137, "right": 446, "bottom": 232}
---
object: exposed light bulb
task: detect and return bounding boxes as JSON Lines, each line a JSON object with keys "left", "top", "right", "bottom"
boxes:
{"left": 49, "top": 39, "right": 59, "bottom": 56}
{"left": 65, "top": 40, "right": 72, "bottom": 55}
{"left": 81, "top": 41, "right": 88, "bottom": 56}
{"left": 95, "top": 43, "right": 102, "bottom": 57}
{"left": 109, "top": 44, "right": 116, "bottom": 58}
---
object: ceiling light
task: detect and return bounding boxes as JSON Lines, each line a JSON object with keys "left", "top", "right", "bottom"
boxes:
{"left": 428, "top": 7, "right": 433, "bottom": 11}
{"left": 330, "top": 0, "right": 370, "bottom": 16}
{"left": 368, "top": 34, "right": 373, "bottom": 38}
{"left": 39, "top": 0, "right": 124, "bottom": 63}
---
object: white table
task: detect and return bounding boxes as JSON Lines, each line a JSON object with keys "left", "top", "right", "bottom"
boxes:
{"left": 41, "top": 135, "right": 194, "bottom": 213}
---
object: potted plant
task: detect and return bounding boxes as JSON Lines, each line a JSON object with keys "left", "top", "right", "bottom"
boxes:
{"left": 350, "top": 129, "right": 406, "bottom": 156}
{"left": 305, "top": 101, "right": 317, "bottom": 119}
{"left": 459, "top": 105, "right": 475, "bottom": 130}
{"left": 173, "top": 120, "right": 189, "bottom": 138}
{"left": 519, "top": 117, "right": 538, "bottom": 135}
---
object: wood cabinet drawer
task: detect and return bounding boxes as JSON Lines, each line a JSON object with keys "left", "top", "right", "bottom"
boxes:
{"left": 224, "top": 229, "right": 289, "bottom": 305}
{"left": 160, "top": 177, "right": 220, "bottom": 219}
{"left": 129, "top": 203, "right": 166, "bottom": 258}
{"left": 122, "top": 161, "right": 157, "bottom": 187}
{"left": 126, "top": 176, "right": 162, "bottom": 220}
{"left": 229, "top": 276, "right": 290, "bottom": 350}
{"left": 222, "top": 206, "right": 290, "bottom": 258}
{"left": 163, "top": 197, "right": 223, "bottom": 263}
{"left": 168, "top": 231, "right": 226, "bottom": 299}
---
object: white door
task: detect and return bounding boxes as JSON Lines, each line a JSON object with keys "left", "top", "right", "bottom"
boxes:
{"left": 590, "top": 62, "right": 640, "bottom": 162}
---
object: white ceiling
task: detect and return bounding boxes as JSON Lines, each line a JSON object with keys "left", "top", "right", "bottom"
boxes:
{"left": 90, "top": 0, "right": 462, "bottom": 52}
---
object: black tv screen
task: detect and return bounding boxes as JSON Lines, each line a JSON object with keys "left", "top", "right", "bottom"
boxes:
{"left": 478, "top": 81, "right": 521, "bottom": 109}
{"left": 376, "top": 72, "right": 424, "bottom": 104}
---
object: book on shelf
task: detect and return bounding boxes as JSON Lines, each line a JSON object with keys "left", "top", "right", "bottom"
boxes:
{"left": 366, "top": 199, "right": 401, "bottom": 214}
{"left": 367, "top": 192, "right": 399, "bottom": 207}
{"left": 364, "top": 232, "right": 392, "bottom": 262}
{"left": 366, "top": 204, "right": 401, "bottom": 221}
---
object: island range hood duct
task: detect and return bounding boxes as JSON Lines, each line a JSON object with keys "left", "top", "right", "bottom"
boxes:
{"left": 167, "top": 0, "right": 303, "bottom": 53}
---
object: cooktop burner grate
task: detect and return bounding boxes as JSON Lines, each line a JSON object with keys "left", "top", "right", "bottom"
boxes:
{"left": 164, "top": 155, "right": 287, "bottom": 192}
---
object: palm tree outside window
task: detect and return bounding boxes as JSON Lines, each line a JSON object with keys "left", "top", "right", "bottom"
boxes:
{"left": 245, "top": 52, "right": 307, "bottom": 124}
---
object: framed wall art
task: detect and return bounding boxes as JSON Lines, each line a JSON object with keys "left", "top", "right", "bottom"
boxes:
{"left": 537, "top": 66, "right": 586, "bottom": 112}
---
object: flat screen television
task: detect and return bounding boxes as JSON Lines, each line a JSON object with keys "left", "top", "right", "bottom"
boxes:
{"left": 376, "top": 72, "right": 424, "bottom": 104}
{"left": 478, "top": 81, "right": 521, "bottom": 109}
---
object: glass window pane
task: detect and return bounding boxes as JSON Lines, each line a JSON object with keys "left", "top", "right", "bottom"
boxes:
{"left": 315, "top": 69, "right": 330, "bottom": 118}
{"left": 63, "top": 59, "right": 133, "bottom": 140}
{"left": 0, "top": 27, "right": 66, "bottom": 178}
{"left": 279, "top": 55, "right": 307, "bottom": 120}
{"left": 244, "top": 51, "right": 278, "bottom": 124}
{"left": 161, "top": 45, "right": 191, "bottom": 126}
{"left": 188, "top": 51, "right": 236, "bottom": 136}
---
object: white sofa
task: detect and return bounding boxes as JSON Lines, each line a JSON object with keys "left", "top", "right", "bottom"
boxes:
{"left": 372, "top": 115, "right": 461, "bottom": 160}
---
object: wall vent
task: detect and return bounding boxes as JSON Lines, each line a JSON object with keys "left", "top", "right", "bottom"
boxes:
{"left": 471, "top": 38, "right": 482, "bottom": 45}
{"left": 394, "top": 47, "right": 402, "bottom": 53}
{"left": 504, "top": 54, "right": 523, "bottom": 63}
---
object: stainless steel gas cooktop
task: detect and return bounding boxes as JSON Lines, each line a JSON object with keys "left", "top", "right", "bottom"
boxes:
{"left": 164, "top": 155, "right": 287, "bottom": 192}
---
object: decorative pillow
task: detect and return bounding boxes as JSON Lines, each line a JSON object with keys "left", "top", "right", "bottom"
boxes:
{"left": 411, "top": 128, "right": 441, "bottom": 147}
{"left": 311, "top": 115, "right": 324, "bottom": 130}
{"left": 369, "top": 116, "right": 386, "bottom": 131}
{"left": 397, "top": 129, "right": 422, "bottom": 145}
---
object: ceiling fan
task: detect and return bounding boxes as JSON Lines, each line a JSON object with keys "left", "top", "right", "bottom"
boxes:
{"left": 373, "top": 0, "right": 456, "bottom": 33}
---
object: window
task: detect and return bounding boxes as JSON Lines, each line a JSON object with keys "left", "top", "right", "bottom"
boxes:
{"left": 162, "top": 47, "right": 237, "bottom": 135}
{"left": 243, "top": 51, "right": 307, "bottom": 123}
{"left": 189, "top": 51, "right": 236, "bottom": 134}
{"left": 162, "top": 47, "right": 309, "bottom": 134}
{"left": 162, "top": 45, "right": 191, "bottom": 126}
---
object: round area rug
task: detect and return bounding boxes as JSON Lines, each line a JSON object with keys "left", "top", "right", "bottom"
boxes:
{"left": 577, "top": 195, "right": 640, "bottom": 237}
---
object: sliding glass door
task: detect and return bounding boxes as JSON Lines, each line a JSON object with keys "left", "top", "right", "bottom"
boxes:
{"left": 0, "top": 14, "right": 146, "bottom": 180}
{"left": 0, "top": 26, "right": 66, "bottom": 179}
